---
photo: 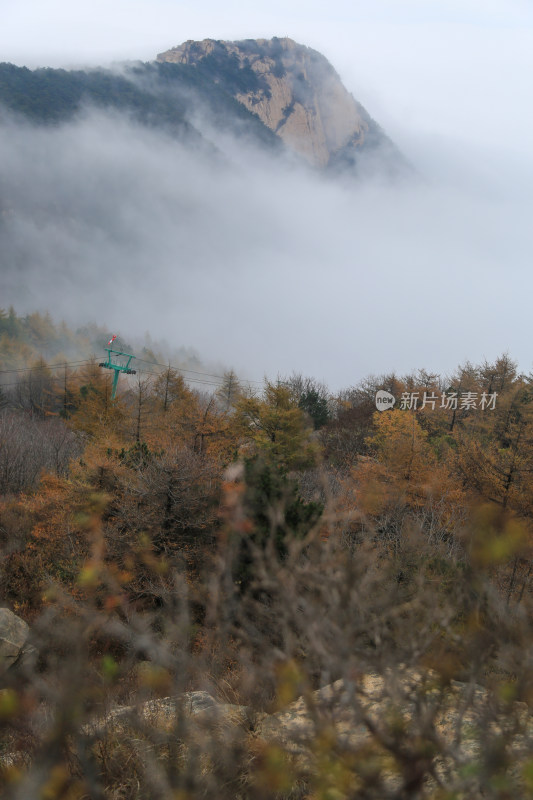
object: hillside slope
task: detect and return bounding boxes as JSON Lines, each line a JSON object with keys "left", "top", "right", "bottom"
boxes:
{"left": 157, "top": 37, "right": 401, "bottom": 171}
{"left": 0, "top": 60, "right": 281, "bottom": 153}
{"left": 0, "top": 39, "right": 402, "bottom": 174}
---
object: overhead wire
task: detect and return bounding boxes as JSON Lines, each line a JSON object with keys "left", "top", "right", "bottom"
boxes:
{"left": 0, "top": 355, "right": 263, "bottom": 387}
{"left": 133, "top": 356, "right": 263, "bottom": 386}
{"left": 0, "top": 358, "right": 99, "bottom": 374}
{"left": 135, "top": 368, "right": 229, "bottom": 389}
{"left": 0, "top": 357, "right": 263, "bottom": 392}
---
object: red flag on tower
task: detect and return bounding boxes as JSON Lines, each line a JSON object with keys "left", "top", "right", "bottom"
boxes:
{"left": 107, "top": 335, "right": 117, "bottom": 346}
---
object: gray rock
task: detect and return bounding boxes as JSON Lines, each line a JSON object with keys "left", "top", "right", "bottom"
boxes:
{"left": 87, "top": 690, "right": 252, "bottom": 735}
{"left": 183, "top": 690, "right": 218, "bottom": 714}
{"left": 0, "top": 608, "right": 29, "bottom": 675}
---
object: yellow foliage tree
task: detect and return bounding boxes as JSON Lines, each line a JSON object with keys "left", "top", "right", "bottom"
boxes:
{"left": 235, "top": 382, "right": 320, "bottom": 470}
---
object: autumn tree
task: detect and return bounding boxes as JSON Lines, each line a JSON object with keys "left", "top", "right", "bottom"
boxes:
{"left": 369, "top": 408, "right": 434, "bottom": 483}
{"left": 0, "top": 409, "right": 80, "bottom": 494}
{"left": 340, "top": 408, "right": 468, "bottom": 557}
{"left": 455, "top": 381, "right": 533, "bottom": 516}
{"left": 12, "top": 357, "right": 55, "bottom": 416}
{"left": 152, "top": 366, "right": 191, "bottom": 413}
{"left": 281, "top": 373, "right": 330, "bottom": 430}
{"left": 479, "top": 352, "right": 518, "bottom": 395}
{"left": 112, "top": 444, "right": 219, "bottom": 558}
{"left": 129, "top": 374, "right": 153, "bottom": 443}
{"left": 71, "top": 359, "right": 126, "bottom": 438}
{"left": 0, "top": 473, "right": 96, "bottom": 613}
{"left": 53, "top": 361, "right": 78, "bottom": 419}
{"left": 216, "top": 369, "right": 242, "bottom": 412}
{"left": 323, "top": 373, "right": 406, "bottom": 470}
{"left": 235, "top": 381, "right": 320, "bottom": 470}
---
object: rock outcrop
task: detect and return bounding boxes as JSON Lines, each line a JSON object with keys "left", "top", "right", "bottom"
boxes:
{"left": 4, "top": 671, "right": 531, "bottom": 793}
{"left": 86, "top": 690, "right": 251, "bottom": 736}
{"left": 157, "top": 37, "right": 396, "bottom": 170}
{"left": 0, "top": 608, "right": 29, "bottom": 675}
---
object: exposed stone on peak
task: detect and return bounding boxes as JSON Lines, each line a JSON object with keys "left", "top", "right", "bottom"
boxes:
{"left": 157, "top": 37, "right": 394, "bottom": 170}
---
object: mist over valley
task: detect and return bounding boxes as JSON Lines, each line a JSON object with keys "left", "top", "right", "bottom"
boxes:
{"left": 1, "top": 36, "right": 531, "bottom": 388}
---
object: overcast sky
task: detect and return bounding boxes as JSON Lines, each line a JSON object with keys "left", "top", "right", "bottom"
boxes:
{"left": 1, "top": 0, "right": 533, "bottom": 388}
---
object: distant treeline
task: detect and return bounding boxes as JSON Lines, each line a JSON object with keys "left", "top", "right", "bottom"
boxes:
{"left": 0, "top": 60, "right": 280, "bottom": 149}
{"left": 0, "top": 307, "right": 123, "bottom": 373}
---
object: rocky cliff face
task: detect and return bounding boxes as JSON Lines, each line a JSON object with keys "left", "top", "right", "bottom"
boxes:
{"left": 157, "top": 37, "right": 392, "bottom": 169}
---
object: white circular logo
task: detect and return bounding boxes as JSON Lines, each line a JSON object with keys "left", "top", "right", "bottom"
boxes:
{"left": 375, "top": 390, "right": 396, "bottom": 411}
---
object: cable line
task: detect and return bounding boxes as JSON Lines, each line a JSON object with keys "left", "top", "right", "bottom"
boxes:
{"left": 0, "top": 358, "right": 100, "bottom": 374}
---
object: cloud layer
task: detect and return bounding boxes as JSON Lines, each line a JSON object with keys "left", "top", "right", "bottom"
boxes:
{"left": 1, "top": 104, "right": 532, "bottom": 389}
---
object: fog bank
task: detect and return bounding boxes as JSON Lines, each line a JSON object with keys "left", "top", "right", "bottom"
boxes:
{"left": 1, "top": 107, "right": 532, "bottom": 389}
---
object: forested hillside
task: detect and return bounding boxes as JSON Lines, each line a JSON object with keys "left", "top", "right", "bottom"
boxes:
{"left": 2, "top": 308, "right": 533, "bottom": 797}
{"left": 0, "top": 59, "right": 284, "bottom": 149}
{"left": 0, "top": 307, "right": 116, "bottom": 369}
{"left": 0, "top": 39, "right": 402, "bottom": 171}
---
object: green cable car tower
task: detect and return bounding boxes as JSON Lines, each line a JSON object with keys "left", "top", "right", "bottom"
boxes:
{"left": 99, "top": 339, "right": 136, "bottom": 400}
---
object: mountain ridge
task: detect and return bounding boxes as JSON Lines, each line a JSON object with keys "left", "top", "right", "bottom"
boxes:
{"left": 157, "top": 36, "right": 400, "bottom": 171}
{"left": 0, "top": 37, "right": 402, "bottom": 176}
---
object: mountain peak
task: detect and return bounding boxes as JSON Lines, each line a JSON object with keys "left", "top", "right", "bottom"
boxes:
{"left": 157, "top": 37, "right": 396, "bottom": 170}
